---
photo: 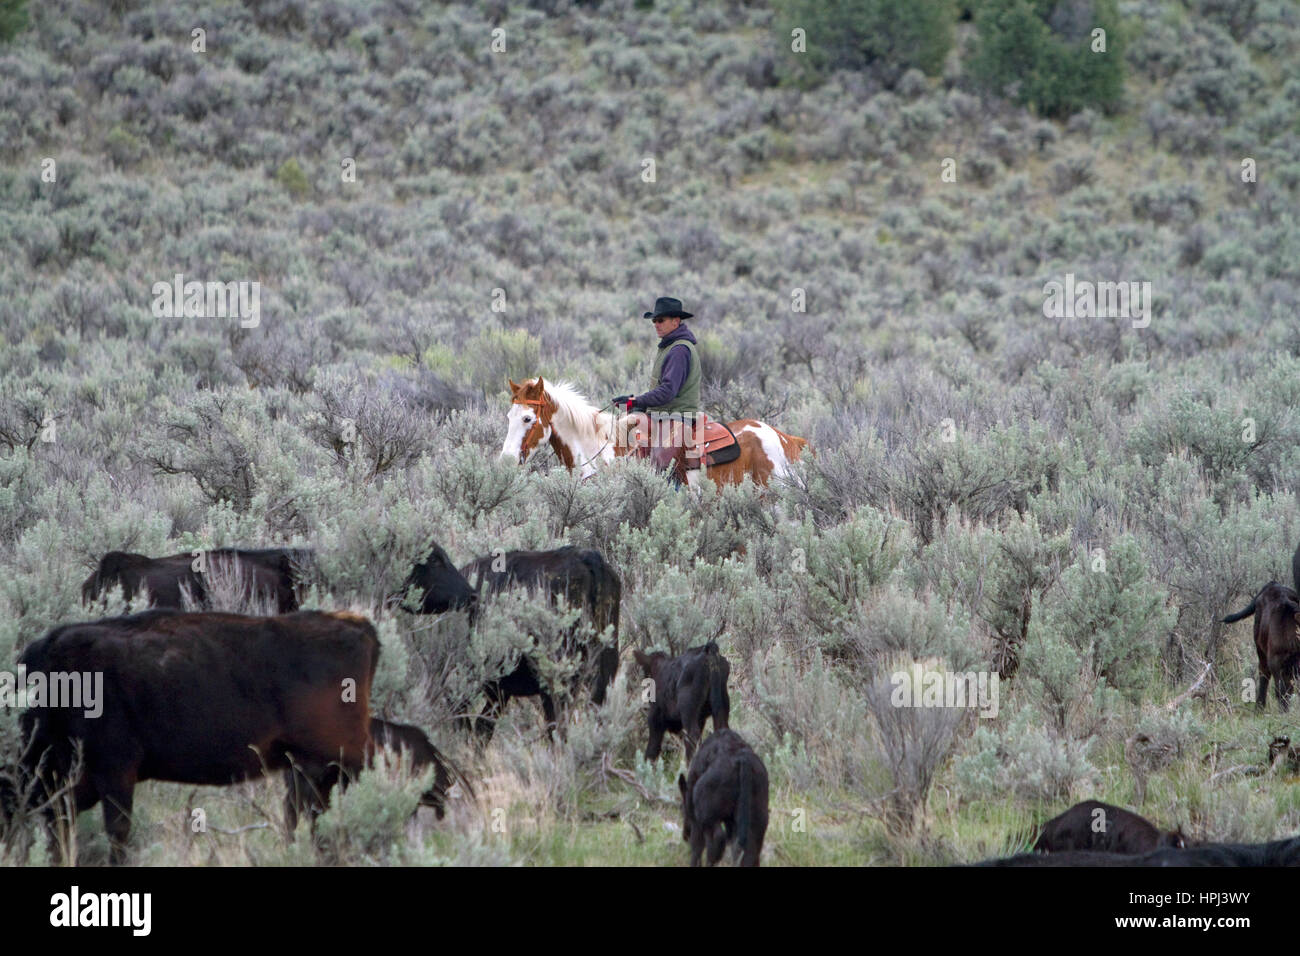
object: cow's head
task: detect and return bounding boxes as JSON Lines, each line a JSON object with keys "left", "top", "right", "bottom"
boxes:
{"left": 501, "top": 378, "right": 552, "bottom": 465}
{"left": 402, "top": 543, "right": 478, "bottom": 620}
{"left": 1163, "top": 827, "right": 1188, "bottom": 849}
{"left": 80, "top": 568, "right": 104, "bottom": 605}
{"left": 632, "top": 649, "right": 666, "bottom": 680}
{"left": 81, "top": 551, "right": 139, "bottom": 605}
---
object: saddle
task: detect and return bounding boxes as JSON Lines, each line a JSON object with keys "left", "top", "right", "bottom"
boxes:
{"left": 685, "top": 413, "right": 740, "bottom": 470}
{"left": 627, "top": 412, "right": 740, "bottom": 469}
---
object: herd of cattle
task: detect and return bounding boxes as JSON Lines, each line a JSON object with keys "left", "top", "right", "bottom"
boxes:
{"left": 0, "top": 542, "right": 767, "bottom": 866}
{"left": 5, "top": 538, "right": 1300, "bottom": 866}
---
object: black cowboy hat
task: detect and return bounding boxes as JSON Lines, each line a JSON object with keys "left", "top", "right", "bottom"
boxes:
{"left": 643, "top": 296, "right": 694, "bottom": 320}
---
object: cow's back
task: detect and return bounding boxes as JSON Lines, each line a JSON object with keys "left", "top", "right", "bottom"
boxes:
{"left": 1034, "top": 800, "right": 1164, "bottom": 854}
{"left": 83, "top": 548, "right": 308, "bottom": 612}
{"left": 23, "top": 610, "right": 379, "bottom": 785}
{"left": 981, "top": 837, "right": 1300, "bottom": 867}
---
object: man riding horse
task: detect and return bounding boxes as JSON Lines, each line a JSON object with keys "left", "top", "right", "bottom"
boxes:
{"left": 500, "top": 296, "right": 807, "bottom": 486}
{"left": 613, "top": 296, "right": 700, "bottom": 487}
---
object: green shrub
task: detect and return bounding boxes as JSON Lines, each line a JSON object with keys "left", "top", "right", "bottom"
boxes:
{"left": 274, "top": 158, "right": 311, "bottom": 199}
{"left": 314, "top": 753, "right": 433, "bottom": 862}
{"left": 0, "top": 0, "right": 27, "bottom": 43}
{"left": 970, "top": 0, "right": 1126, "bottom": 118}
{"left": 774, "top": 0, "right": 956, "bottom": 89}
{"left": 955, "top": 705, "right": 1096, "bottom": 801}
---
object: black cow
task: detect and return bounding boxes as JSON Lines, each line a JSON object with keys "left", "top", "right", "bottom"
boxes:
{"left": 399, "top": 542, "right": 479, "bottom": 617}
{"left": 1222, "top": 581, "right": 1300, "bottom": 710}
{"left": 1033, "top": 800, "right": 1185, "bottom": 855}
{"left": 81, "top": 548, "right": 313, "bottom": 614}
{"left": 13, "top": 609, "right": 378, "bottom": 864}
{"left": 977, "top": 836, "right": 1300, "bottom": 866}
{"left": 456, "top": 546, "right": 621, "bottom": 740}
{"left": 632, "top": 641, "right": 730, "bottom": 762}
{"left": 282, "top": 716, "right": 473, "bottom": 831}
{"left": 678, "top": 729, "right": 769, "bottom": 867}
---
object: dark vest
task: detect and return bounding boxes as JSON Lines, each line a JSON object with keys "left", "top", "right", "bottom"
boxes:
{"left": 649, "top": 339, "right": 701, "bottom": 415}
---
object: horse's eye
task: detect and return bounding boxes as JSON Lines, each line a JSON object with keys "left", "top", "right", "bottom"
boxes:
{"left": 523, "top": 415, "right": 533, "bottom": 424}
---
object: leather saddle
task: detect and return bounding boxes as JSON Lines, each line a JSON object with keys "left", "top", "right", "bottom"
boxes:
{"left": 685, "top": 413, "right": 740, "bottom": 469}
{"left": 627, "top": 412, "right": 740, "bottom": 469}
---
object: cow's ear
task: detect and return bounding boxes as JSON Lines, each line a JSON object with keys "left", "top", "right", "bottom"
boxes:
{"left": 632, "top": 649, "right": 650, "bottom": 672}
{"left": 677, "top": 774, "right": 687, "bottom": 795}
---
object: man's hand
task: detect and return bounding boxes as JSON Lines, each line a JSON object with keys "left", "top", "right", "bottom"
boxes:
{"left": 612, "top": 394, "right": 634, "bottom": 409}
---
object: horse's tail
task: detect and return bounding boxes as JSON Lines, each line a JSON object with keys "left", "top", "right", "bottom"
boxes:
{"left": 778, "top": 429, "right": 810, "bottom": 462}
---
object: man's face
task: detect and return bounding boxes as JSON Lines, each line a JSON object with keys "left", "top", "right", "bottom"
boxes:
{"left": 652, "top": 315, "right": 680, "bottom": 338}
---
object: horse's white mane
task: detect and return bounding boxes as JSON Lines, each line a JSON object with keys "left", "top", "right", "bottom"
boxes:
{"left": 529, "top": 378, "right": 613, "bottom": 445}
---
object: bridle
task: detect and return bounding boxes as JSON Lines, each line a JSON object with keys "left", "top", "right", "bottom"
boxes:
{"left": 515, "top": 395, "right": 620, "bottom": 476}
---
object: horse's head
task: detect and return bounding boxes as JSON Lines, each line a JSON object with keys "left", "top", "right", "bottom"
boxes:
{"left": 502, "top": 377, "right": 552, "bottom": 465}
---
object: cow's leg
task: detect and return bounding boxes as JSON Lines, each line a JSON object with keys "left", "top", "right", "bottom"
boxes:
{"left": 645, "top": 719, "right": 666, "bottom": 762}
{"left": 688, "top": 827, "right": 706, "bottom": 867}
{"left": 705, "top": 823, "right": 727, "bottom": 866}
{"left": 285, "top": 760, "right": 340, "bottom": 851}
{"left": 42, "top": 803, "right": 69, "bottom": 866}
{"left": 1276, "top": 661, "right": 1294, "bottom": 712}
{"left": 1258, "top": 664, "right": 1271, "bottom": 711}
{"left": 540, "top": 692, "right": 558, "bottom": 740}
{"left": 590, "top": 647, "right": 619, "bottom": 706}
{"left": 39, "top": 751, "right": 97, "bottom": 866}
{"left": 682, "top": 716, "right": 704, "bottom": 765}
{"left": 307, "top": 765, "right": 342, "bottom": 837}
{"left": 44, "top": 777, "right": 97, "bottom": 867}
{"left": 473, "top": 683, "right": 506, "bottom": 743}
{"left": 282, "top": 767, "right": 306, "bottom": 838}
{"left": 95, "top": 775, "right": 136, "bottom": 866}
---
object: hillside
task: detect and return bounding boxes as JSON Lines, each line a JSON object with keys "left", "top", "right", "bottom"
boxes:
{"left": 2, "top": 0, "right": 1300, "bottom": 865}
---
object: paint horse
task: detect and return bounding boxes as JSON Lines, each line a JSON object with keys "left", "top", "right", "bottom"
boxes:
{"left": 500, "top": 377, "right": 808, "bottom": 487}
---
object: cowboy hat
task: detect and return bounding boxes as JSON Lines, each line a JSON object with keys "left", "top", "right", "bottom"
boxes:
{"left": 643, "top": 296, "right": 694, "bottom": 320}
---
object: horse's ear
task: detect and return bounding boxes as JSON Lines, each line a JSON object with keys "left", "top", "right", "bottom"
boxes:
{"left": 508, "top": 378, "right": 518, "bottom": 392}
{"left": 534, "top": 376, "right": 546, "bottom": 392}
